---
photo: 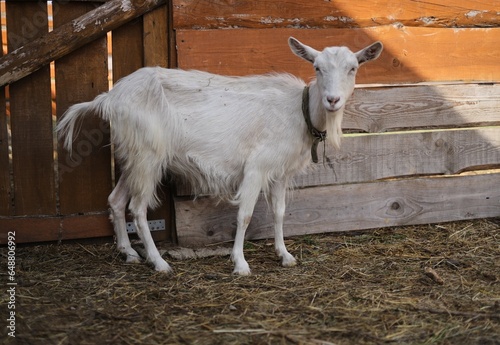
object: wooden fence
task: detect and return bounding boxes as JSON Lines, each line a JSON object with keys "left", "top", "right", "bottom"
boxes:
{"left": 171, "top": 0, "right": 500, "bottom": 246}
{"left": 0, "top": 0, "right": 499, "bottom": 245}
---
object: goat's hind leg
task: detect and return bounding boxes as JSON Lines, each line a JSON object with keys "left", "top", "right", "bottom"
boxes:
{"left": 108, "top": 178, "right": 141, "bottom": 264}
{"left": 129, "top": 196, "right": 172, "bottom": 273}
{"left": 271, "top": 180, "right": 296, "bottom": 267}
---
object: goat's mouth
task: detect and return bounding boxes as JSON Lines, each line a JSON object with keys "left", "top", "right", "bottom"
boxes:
{"left": 323, "top": 101, "right": 343, "bottom": 113}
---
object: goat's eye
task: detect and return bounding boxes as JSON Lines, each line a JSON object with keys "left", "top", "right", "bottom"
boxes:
{"left": 315, "top": 67, "right": 321, "bottom": 73}
{"left": 349, "top": 67, "right": 357, "bottom": 74}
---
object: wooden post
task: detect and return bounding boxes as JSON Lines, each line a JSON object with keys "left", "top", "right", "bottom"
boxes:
{"left": 0, "top": 23, "right": 10, "bottom": 216}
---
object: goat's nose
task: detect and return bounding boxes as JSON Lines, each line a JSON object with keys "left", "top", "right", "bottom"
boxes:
{"left": 327, "top": 96, "right": 340, "bottom": 105}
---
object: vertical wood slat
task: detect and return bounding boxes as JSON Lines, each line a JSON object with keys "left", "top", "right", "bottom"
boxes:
{"left": 55, "top": 2, "right": 112, "bottom": 215}
{"left": 166, "top": 0, "right": 177, "bottom": 68}
{"left": 143, "top": 5, "right": 169, "bottom": 67}
{"left": 7, "top": 2, "right": 56, "bottom": 215}
{"left": 0, "top": 24, "right": 10, "bottom": 215}
{"left": 112, "top": 18, "right": 144, "bottom": 81}
{"left": 143, "top": 4, "right": 172, "bottom": 241}
{"left": 110, "top": 17, "right": 142, "bottom": 204}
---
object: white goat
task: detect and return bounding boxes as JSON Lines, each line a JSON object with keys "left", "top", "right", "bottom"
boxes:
{"left": 57, "top": 37, "right": 383, "bottom": 275}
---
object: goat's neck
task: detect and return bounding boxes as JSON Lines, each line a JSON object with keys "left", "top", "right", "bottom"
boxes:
{"left": 308, "top": 80, "right": 344, "bottom": 150}
{"left": 307, "top": 81, "right": 328, "bottom": 131}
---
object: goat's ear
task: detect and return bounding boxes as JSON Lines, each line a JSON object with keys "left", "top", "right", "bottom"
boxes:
{"left": 356, "top": 41, "right": 383, "bottom": 65}
{"left": 289, "top": 37, "right": 319, "bottom": 64}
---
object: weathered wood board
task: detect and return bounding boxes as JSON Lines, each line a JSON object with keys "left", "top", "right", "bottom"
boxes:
{"left": 112, "top": 18, "right": 144, "bottom": 81}
{"left": 7, "top": 2, "right": 56, "bottom": 215}
{"left": 175, "top": 173, "right": 500, "bottom": 246}
{"left": 55, "top": 2, "right": 112, "bottom": 215}
{"left": 142, "top": 5, "right": 174, "bottom": 241}
{"left": 143, "top": 5, "right": 169, "bottom": 68}
{"left": 295, "top": 127, "right": 500, "bottom": 189}
{"left": 0, "top": 29, "right": 10, "bottom": 216}
{"left": 0, "top": 214, "right": 113, "bottom": 244}
{"left": 176, "top": 127, "right": 500, "bottom": 196}
{"left": 343, "top": 84, "right": 500, "bottom": 133}
{"left": 173, "top": 0, "right": 499, "bottom": 29}
{"left": 177, "top": 26, "right": 500, "bottom": 84}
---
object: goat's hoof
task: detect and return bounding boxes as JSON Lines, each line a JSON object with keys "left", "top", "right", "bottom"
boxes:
{"left": 281, "top": 253, "right": 297, "bottom": 267}
{"left": 154, "top": 260, "right": 173, "bottom": 274}
{"left": 119, "top": 247, "right": 142, "bottom": 264}
{"left": 125, "top": 254, "right": 142, "bottom": 264}
{"left": 232, "top": 262, "right": 251, "bottom": 276}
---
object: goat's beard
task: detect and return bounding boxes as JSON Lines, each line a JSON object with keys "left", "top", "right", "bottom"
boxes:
{"left": 325, "top": 109, "right": 344, "bottom": 150}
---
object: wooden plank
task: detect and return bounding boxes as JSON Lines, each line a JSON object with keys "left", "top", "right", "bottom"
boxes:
{"left": 175, "top": 127, "right": 500, "bottom": 196}
{"left": 0, "top": 0, "right": 166, "bottom": 87}
{"left": 344, "top": 84, "right": 500, "bottom": 133}
{"left": 7, "top": 2, "right": 56, "bottom": 215}
{"left": 176, "top": 26, "right": 500, "bottom": 84}
{"left": 143, "top": 4, "right": 169, "bottom": 67}
{"left": 111, "top": 15, "right": 143, "bottom": 210}
{"left": 166, "top": 0, "right": 177, "bottom": 68}
{"left": 173, "top": 0, "right": 499, "bottom": 29}
{"left": 0, "top": 27, "right": 11, "bottom": 216}
{"left": 175, "top": 173, "right": 500, "bottom": 246}
{"left": 142, "top": 3, "right": 173, "bottom": 241}
{"left": 295, "top": 127, "right": 500, "bottom": 189}
{"left": 112, "top": 18, "right": 144, "bottom": 81}
{"left": 0, "top": 217, "right": 60, "bottom": 244}
{"left": 60, "top": 214, "right": 114, "bottom": 240}
{"left": 55, "top": 2, "right": 112, "bottom": 215}
{"left": 0, "top": 214, "right": 113, "bottom": 244}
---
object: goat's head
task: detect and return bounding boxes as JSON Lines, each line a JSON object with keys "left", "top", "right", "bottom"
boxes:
{"left": 289, "top": 37, "right": 383, "bottom": 113}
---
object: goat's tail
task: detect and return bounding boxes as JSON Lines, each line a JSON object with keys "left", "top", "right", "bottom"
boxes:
{"left": 56, "top": 94, "right": 109, "bottom": 154}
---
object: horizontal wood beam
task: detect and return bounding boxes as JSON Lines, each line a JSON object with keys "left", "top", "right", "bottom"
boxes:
{"left": 175, "top": 173, "right": 500, "bottom": 246}
{"left": 0, "top": 0, "right": 166, "bottom": 87}
{"left": 176, "top": 127, "right": 500, "bottom": 196}
{"left": 343, "top": 84, "right": 500, "bottom": 133}
{"left": 176, "top": 26, "right": 500, "bottom": 84}
{"left": 0, "top": 214, "right": 113, "bottom": 244}
{"left": 295, "top": 127, "right": 500, "bottom": 189}
{"left": 0, "top": 211, "right": 171, "bottom": 244}
{"left": 173, "top": 0, "right": 500, "bottom": 29}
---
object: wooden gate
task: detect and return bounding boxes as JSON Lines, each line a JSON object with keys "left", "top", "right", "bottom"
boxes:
{"left": 0, "top": 0, "right": 499, "bottom": 245}
{"left": 0, "top": 0, "right": 175, "bottom": 243}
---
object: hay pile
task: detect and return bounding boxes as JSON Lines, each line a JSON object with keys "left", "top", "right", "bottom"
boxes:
{"left": 4, "top": 219, "right": 500, "bottom": 344}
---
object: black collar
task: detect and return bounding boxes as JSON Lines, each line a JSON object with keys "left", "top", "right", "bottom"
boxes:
{"left": 302, "top": 86, "right": 327, "bottom": 163}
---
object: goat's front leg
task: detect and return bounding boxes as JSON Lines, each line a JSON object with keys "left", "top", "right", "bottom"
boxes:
{"left": 232, "top": 171, "right": 262, "bottom": 276}
{"left": 271, "top": 180, "right": 296, "bottom": 267}
{"left": 129, "top": 196, "right": 172, "bottom": 273}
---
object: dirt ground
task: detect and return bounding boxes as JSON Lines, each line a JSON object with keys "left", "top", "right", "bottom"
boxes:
{"left": 2, "top": 218, "right": 499, "bottom": 345}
